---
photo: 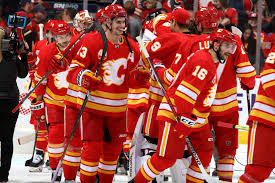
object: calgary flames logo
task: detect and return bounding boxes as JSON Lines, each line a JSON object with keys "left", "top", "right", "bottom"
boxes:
{"left": 52, "top": 70, "right": 69, "bottom": 89}
{"left": 203, "top": 84, "right": 217, "bottom": 107}
{"left": 102, "top": 58, "right": 127, "bottom": 86}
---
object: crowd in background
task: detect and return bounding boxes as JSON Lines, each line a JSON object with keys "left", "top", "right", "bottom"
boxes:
{"left": 0, "top": 0, "right": 274, "bottom": 71}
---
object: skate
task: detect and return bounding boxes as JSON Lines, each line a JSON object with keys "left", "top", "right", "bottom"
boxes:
{"left": 51, "top": 168, "right": 63, "bottom": 182}
{"left": 29, "top": 149, "right": 45, "bottom": 172}
{"left": 25, "top": 157, "right": 33, "bottom": 167}
{"left": 212, "top": 168, "right": 218, "bottom": 176}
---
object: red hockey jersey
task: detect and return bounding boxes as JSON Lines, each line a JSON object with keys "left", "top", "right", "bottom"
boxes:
{"left": 248, "top": 47, "right": 275, "bottom": 127}
{"left": 164, "top": 34, "right": 210, "bottom": 86}
{"left": 66, "top": 32, "right": 140, "bottom": 116}
{"left": 210, "top": 36, "right": 256, "bottom": 116}
{"left": 157, "top": 49, "right": 218, "bottom": 131}
{"left": 142, "top": 32, "right": 194, "bottom": 105}
{"left": 34, "top": 43, "right": 71, "bottom": 109}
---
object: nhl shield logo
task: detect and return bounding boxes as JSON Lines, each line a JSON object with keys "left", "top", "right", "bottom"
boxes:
{"left": 98, "top": 49, "right": 107, "bottom": 60}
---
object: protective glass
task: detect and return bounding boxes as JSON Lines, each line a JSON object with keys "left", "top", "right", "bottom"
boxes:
{"left": 220, "top": 41, "right": 237, "bottom": 54}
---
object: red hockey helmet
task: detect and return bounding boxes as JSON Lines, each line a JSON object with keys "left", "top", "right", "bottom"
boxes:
{"left": 51, "top": 20, "right": 71, "bottom": 35}
{"left": 210, "top": 28, "right": 237, "bottom": 54}
{"left": 103, "top": 4, "right": 127, "bottom": 21}
{"left": 195, "top": 7, "right": 219, "bottom": 30}
{"left": 171, "top": 8, "right": 190, "bottom": 25}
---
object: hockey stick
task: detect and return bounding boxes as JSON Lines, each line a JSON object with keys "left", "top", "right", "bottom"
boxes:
{"left": 18, "top": 133, "right": 35, "bottom": 145}
{"left": 217, "top": 121, "right": 249, "bottom": 131}
{"left": 129, "top": 112, "right": 145, "bottom": 179}
{"left": 51, "top": 20, "right": 107, "bottom": 183}
{"left": 39, "top": 24, "right": 44, "bottom": 41}
{"left": 246, "top": 90, "right": 251, "bottom": 114}
{"left": 111, "top": 0, "right": 118, "bottom": 5}
{"left": 18, "top": 120, "right": 49, "bottom": 145}
{"left": 25, "top": 118, "right": 41, "bottom": 166}
{"left": 12, "top": 17, "right": 100, "bottom": 114}
{"left": 136, "top": 36, "right": 213, "bottom": 183}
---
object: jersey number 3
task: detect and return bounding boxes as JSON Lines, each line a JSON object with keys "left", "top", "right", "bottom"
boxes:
{"left": 192, "top": 66, "right": 208, "bottom": 80}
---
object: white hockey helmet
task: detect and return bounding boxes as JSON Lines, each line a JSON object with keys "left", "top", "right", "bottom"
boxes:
{"left": 73, "top": 10, "right": 93, "bottom": 32}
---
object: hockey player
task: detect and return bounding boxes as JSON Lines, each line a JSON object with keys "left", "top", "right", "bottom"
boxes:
{"left": 26, "top": 19, "right": 56, "bottom": 171}
{"left": 72, "top": 10, "right": 93, "bottom": 36}
{"left": 132, "top": 28, "right": 237, "bottom": 183}
{"left": 65, "top": 5, "right": 141, "bottom": 183}
{"left": 207, "top": 33, "right": 256, "bottom": 182}
{"left": 238, "top": 47, "right": 275, "bottom": 183}
{"left": 32, "top": 20, "right": 72, "bottom": 181}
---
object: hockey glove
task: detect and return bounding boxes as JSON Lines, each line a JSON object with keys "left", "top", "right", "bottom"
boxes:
{"left": 129, "top": 67, "right": 150, "bottom": 87}
{"left": 49, "top": 54, "right": 66, "bottom": 73}
{"left": 77, "top": 69, "right": 102, "bottom": 91}
{"left": 30, "top": 98, "right": 46, "bottom": 121}
{"left": 174, "top": 116, "right": 197, "bottom": 137}
{"left": 150, "top": 60, "right": 165, "bottom": 80}
{"left": 240, "top": 83, "right": 253, "bottom": 90}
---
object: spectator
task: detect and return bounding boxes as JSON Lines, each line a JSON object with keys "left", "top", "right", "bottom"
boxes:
{"left": 213, "top": 0, "right": 238, "bottom": 26}
{"left": 160, "top": 0, "right": 184, "bottom": 12}
{"left": 33, "top": 4, "right": 47, "bottom": 24}
{"left": 241, "top": 23, "right": 256, "bottom": 65}
{"left": 140, "top": 0, "right": 158, "bottom": 21}
{"left": 248, "top": 12, "right": 257, "bottom": 33}
{"left": 62, "top": 7, "right": 77, "bottom": 27}
{"left": 54, "top": 11, "right": 64, "bottom": 20}
{"left": 19, "top": 0, "right": 34, "bottom": 14}
{"left": 262, "top": 16, "right": 275, "bottom": 58}
{"left": 254, "top": 0, "right": 271, "bottom": 24}
{"left": 247, "top": 12, "right": 267, "bottom": 41}
{"left": 124, "top": 1, "right": 142, "bottom": 41}
{"left": 229, "top": 0, "right": 255, "bottom": 26}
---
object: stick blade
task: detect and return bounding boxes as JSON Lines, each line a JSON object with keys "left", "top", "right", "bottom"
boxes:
{"left": 12, "top": 104, "right": 21, "bottom": 113}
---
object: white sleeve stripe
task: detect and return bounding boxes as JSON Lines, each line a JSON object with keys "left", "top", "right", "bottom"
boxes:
{"left": 261, "top": 73, "right": 275, "bottom": 84}
{"left": 177, "top": 84, "right": 198, "bottom": 101}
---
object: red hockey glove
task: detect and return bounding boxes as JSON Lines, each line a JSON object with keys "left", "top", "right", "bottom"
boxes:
{"left": 77, "top": 70, "right": 102, "bottom": 91}
{"left": 49, "top": 54, "right": 66, "bottom": 73}
{"left": 150, "top": 60, "right": 165, "bottom": 80}
{"left": 174, "top": 116, "right": 197, "bottom": 137}
{"left": 129, "top": 67, "right": 150, "bottom": 87}
{"left": 240, "top": 83, "right": 253, "bottom": 90}
{"left": 30, "top": 99, "right": 45, "bottom": 121}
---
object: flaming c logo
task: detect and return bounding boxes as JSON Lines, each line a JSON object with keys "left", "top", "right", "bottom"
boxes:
{"left": 102, "top": 58, "right": 127, "bottom": 86}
